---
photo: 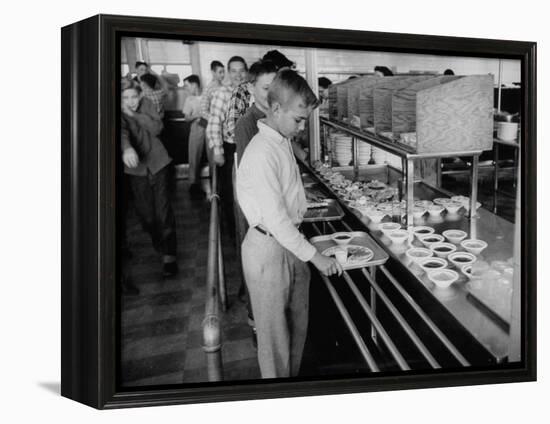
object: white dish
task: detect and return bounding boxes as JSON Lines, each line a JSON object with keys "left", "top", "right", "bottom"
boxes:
{"left": 412, "top": 226, "right": 435, "bottom": 239}
{"left": 427, "top": 269, "right": 459, "bottom": 289}
{"left": 418, "top": 233, "right": 445, "bottom": 247}
{"left": 376, "top": 203, "right": 393, "bottom": 213}
{"left": 387, "top": 229, "right": 410, "bottom": 244}
{"left": 415, "top": 200, "right": 433, "bottom": 209}
{"left": 445, "top": 201, "right": 463, "bottom": 214}
{"left": 442, "top": 229, "right": 468, "bottom": 244}
{"left": 461, "top": 264, "right": 473, "bottom": 279}
{"left": 366, "top": 209, "right": 386, "bottom": 223}
{"left": 448, "top": 251, "right": 477, "bottom": 268}
{"left": 331, "top": 232, "right": 353, "bottom": 246}
{"left": 412, "top": 206, "right": 427, "bottom": 218}
{"left": 461, "top": 239, "right": 488, "bottom": 255}
{"left": 427, "top": 204, "right": 445, "bottom": 216}
{"left": 379, "top": 222, "right": 402, "bottom": 236}
{"left": 406, "top": 247, "right": 433, "bottom": 264}
{"left": 418, "top": 257, "right": 448, "bottom": 273}
{"left": 463, "top": 201, "right": 482, "bottom": 211}
{"left": 433, "top": 198, "right": 451, "bottom": 206}
{"left": 430, "top": 242, "right": 457, "bottom": 258}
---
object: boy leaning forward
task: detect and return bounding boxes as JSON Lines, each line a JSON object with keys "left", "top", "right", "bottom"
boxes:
{"left": 236, "top": 70, "right": 342, "bottom": 379}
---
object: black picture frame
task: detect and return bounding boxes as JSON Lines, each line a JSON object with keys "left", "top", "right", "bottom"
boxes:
{"left": 61, "top": 14, "right": 537, "bottom": 409}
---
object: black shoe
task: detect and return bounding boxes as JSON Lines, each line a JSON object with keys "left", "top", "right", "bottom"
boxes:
{"left": 162, "top": 261, "right": 179, "bottom": 278}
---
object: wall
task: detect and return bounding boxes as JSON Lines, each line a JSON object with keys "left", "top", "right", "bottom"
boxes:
{"left": 122, "top": 37, "right": 521, "bottom": 88}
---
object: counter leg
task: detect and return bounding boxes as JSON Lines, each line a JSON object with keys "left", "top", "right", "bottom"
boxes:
{"left": 469, "top": 155, "right": 479, "bottom": 239}
{"left": 405, "top": 159, "right": 414, "bottom": 229}
{"left": 493, "top": 143, "right": 499, "bottom": 213}
{"left": 369, "top": 266, "right": 379, "bottom": 347}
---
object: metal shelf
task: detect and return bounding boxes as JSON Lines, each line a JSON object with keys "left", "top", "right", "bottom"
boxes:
{"left": 319, "top": 117, "right": 481, "bottom": 231}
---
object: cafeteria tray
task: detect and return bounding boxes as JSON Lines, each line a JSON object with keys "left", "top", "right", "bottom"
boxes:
{"left": 303, "top": 199, "right": 345, "bottom": 222}
{"left": 309, "top": 231, "right": 389, "bottom": 270}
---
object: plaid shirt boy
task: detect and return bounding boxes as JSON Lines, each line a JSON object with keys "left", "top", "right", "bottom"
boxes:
{"left": 200, "top": 80, "right": 223, "bottom": 121}
{"left": 226, "top": 82, "right": 253, "bottom": 148}
{"left": 206, "top": 85, "right": 234, "bottom": 155}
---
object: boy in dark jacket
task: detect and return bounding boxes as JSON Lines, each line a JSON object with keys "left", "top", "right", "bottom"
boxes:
{"left": 121, "top": 80, "right": 178, "bottom": 277}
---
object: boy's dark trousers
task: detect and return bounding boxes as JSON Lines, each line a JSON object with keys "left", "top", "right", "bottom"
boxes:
{"left": 128, "top": 165, "right": 177, "bottom": 257}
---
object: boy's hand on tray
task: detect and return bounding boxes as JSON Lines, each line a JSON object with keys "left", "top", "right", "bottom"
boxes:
{"left": 311, "top": 252, "right": 343, "bottom": 276}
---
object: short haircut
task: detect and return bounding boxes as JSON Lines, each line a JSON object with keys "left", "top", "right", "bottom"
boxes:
{"left": 318, "top": 77, "right": 332, "bottom": 89}
{"left": 267, "top": 69, "right": 319, "bottom": 110}
{"left": 227, "top": 56, "right": 248, "bottom": 71}
{"left": 135, "top": 61, "right": 148, "bottom": 69}
{"left": 374, "top": 66, "right": 394, "bottom": 76}
{"left": 140, "top": 73, "right": 158, "bottom": 89}
{"left": 248, "top": 60, "right": 278, "bottom": 84}
{"left": 262, "top": 50, "right": 294, "bottom": 70}
{"left": 184, "top": 74, "right": 201, "bottom": 88}
{"left": 443, "top": 68, "right": 455, "bottom": 75}
{"left": 121, "top": 79, "right": 142, "bottom": 93}
{"left": 210, "top": 60, "right": 224, "bottom": 71}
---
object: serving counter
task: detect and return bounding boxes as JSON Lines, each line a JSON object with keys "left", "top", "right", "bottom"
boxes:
{"left": 300, "top": 160, "right": 514, "bottom": 369}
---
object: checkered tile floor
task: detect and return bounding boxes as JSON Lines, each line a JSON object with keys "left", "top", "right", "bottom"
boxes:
{"left": 121, "top": 177, "right": 260, "bottom": 387}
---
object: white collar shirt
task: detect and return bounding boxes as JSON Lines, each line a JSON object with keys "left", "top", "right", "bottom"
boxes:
{"left": 236, "top": 120, "right": 317, "bottom": 262}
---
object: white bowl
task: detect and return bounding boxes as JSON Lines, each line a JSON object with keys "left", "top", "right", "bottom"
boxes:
{"left": 463, "top": 201, "right": 482, "bottom": 212}
{"left": 451, "top": 195, "right": 469, "bottom": 204}
{"left": 448, "top": 251, "right": 477, "bottom": 268}
{"left": 427, "top": 269, "right": 459, "bottom": 289}
{"left": 387, "top": 229, "right": 410, "bottom": 244}
{"left": 430, "top": 242, "right": 457, "bottom": 258}
{"left": 427, "top": 204, "right": 445, "bottom": 216}
{"left": 379, "top": 222, "right": 402, "bottom": 236}
{"left": 406, "top": 247, "right": 433, "bottom": 264}
{"left": 433, "top": 198, "right": 451, "bottom": 206}
{"left": 412, "top": 226, "right": 435, "bottom": 239}
{"left": 442, "top": 229, "right": 468, "bottom": 244}
{"left": 418, "top": 233, "right": 445, "bottom": 247}
{"left": 331, "top": 232, "right": 353, "bottom": 246}
{"left": 412, "top": 206, "right": 427, "bottom": 218}
{"left": 415, "top": 200, "right": 433, "bottom": 209}
{"left": 461, "top": 239, "right": 488, "bottom": 255}
{"left": 366, "top": 209, "right": 386, "bottom": 223}
{"left": 376, "top": 202, "right": 393, "bottom": 214}
{"left": 461, "top": 264, "right": 473, "bottom": 279}
{"left": 445, "top": 201, "right": 463, "bottom": 214}
{"left": 418, "top": 257, "right": 448, "bottom": 273}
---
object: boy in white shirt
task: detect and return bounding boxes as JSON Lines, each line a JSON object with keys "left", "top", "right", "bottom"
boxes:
{"left": 237, "top": 70, "right": 342, "bottom": 378}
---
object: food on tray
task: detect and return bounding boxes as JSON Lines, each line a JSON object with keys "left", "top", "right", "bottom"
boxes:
{"left": 322, "top": 245, "right": 373, "bottom": 265}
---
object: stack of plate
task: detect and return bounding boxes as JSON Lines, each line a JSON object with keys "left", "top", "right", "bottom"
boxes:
{"left": 332, "top": 132, "right": 353, "bottom": 166}
{"left": 357, "top": 143, "right": 371, "bottom": 165}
